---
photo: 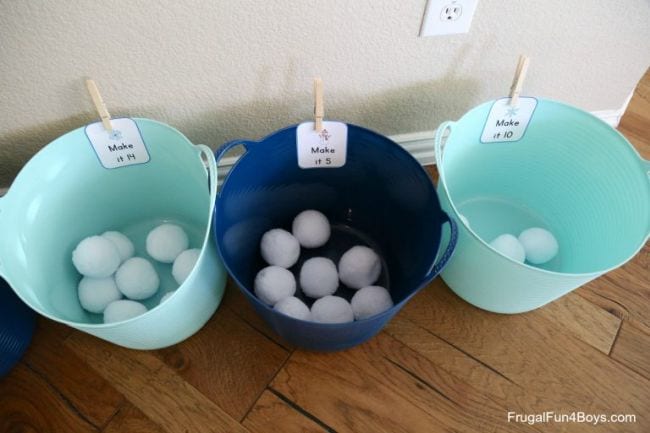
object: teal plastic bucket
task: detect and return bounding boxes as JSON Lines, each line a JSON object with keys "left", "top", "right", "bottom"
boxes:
{"left": 0, "top": 118, "right": 226, "bottom": 349}
{"left": 435, "top": 98, "right": 650, "bottom": 313}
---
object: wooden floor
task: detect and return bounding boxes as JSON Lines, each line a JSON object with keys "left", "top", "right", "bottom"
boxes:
{"left": 2, "top": 71, "right": 649, "bottom": 433}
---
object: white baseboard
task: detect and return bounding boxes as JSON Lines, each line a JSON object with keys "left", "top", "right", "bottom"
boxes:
{"left": 215, "top": 107, "right": 627, "bottom": 183}
{"left": 590, "top": 110, "right": 622, "bottom": 128}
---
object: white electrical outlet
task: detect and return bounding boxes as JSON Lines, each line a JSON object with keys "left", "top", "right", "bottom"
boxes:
{"left": 420, "top": 0, "right": 478, "bottom": 37}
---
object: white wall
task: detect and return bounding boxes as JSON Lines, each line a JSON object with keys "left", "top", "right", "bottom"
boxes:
{"left": 1, "top": 0, "right": 649, "bottom": 186}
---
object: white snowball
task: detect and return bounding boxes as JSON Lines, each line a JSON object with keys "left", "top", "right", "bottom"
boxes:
{"left": 101, "top": 231, "right": 135, "bottom": 263}
{"left": 72, "top": 236, "right": 121, "bottom": 278}
{"left": 519, "top": 227, "right": 559, "bottom": 265}
{"left": 172, "top": 249, "right": 201, "bottom": 285}
{"left": 338, "top": 246, "right": 382, "bottom": 289}
{"left": 254, "top": 266, "right": 296, "bottom": 305}
{"left": 489, "top": 234, "right": 526, "bottom": 263}
{"left": 274, "top": 296, "right": 311, "bottom": 321}
{"left": 310, "top": 296, "right": 354, "bottom": 324}
{"left": 351, "top": 286, "right": 394, "bottom": 320}
{"left": 260, "top": 228, "right": 300, "bottom": 268}
{"left": 146, "top": 223, "right": 189, "bottom": 263}
{"left": 104, "top": 300, "right": 147, "bottom": 323}
{"left": 299, "top": 257, "right": 338, "bottom": 298}
{"left": 115, "top": 257, "right": 160, "bottom": 300}
{"left": 160, "top": 290, "right": 175, "bottom": 305}
{"left": 459, "top": 214, "right": 470, "bottom": 228}
{"left": 292, "top": 210, "right": 331, "bottom": 248}
{"left": 77, "top": 276, "right": 122, "bottom": 314}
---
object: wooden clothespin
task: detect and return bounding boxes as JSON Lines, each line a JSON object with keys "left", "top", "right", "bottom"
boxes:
{"left": 85, "top": 79, "right": 113, "bottom": 132}
{"left": 509, "top": 55, "right": 530, "bottom": 106}
{"left": 314, "top": 77, "right": 324, "bottom": 132}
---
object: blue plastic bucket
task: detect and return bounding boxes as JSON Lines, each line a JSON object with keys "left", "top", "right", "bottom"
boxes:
{"left": 214, "top": 123, "right": 457, "bottom": 351}
{"left": 435, "top": 98, "right": 650, "bottom": 313}
{"left": 0, "top": 277, "right": 35, "bottom": 377}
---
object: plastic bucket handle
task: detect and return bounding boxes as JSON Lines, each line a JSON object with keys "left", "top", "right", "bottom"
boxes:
{"left": 422, "top": 214, "right": 458, "bottom": 283}
{"left": 434, "top": 121, "right": 455, "bottom": 192}
{"left": 195, "top": 144, "right": 219, "bottom": 250}
{"left": 216, "top": 138, "right": 258, "bottom": 161}
{"left": 215, "top": 138, "right": 258, "bottom": 195}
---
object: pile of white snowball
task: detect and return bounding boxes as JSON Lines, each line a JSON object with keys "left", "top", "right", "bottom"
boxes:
{"left": 72, "top": 223, "right": 200, "bottom": 324}
{"left": 489, "top": 227, "right": 558, "bottom": 265}
{"left": 459, "top": 215, "right": 559, "bottom": 265}
{"left": 255, "top": 210, "right": 394, "bottom": 324}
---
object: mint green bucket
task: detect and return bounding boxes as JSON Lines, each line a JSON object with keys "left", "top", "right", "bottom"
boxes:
{"left": 435, "top": 98, "right": 650, "bottom": 313}
{"left": 0, "top": 118, "right": 226, "bottom": 348}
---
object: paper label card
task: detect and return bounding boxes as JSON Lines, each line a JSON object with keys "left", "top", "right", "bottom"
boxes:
{"left": 85, "top": 118, "right": 150, "bottom": 169}
{"left": 480, "top": 97, "right": 538, "bottom": 143}
{"left": 297, "top": 121, "right": 347, "bottom": 169}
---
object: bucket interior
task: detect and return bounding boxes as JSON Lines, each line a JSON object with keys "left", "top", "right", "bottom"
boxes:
{"left": 216, "top": 124, "right": 446, "bottom": 307}
{"left": 0, "top": 119, "right": 210, "bottom": 324}
{"left": 442, "top": 99, "right": 649, "bottom": 273}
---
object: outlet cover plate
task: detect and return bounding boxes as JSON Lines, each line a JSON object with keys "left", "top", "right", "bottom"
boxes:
{"left": 420, "top": 0, "right": 478, "bottom": 37}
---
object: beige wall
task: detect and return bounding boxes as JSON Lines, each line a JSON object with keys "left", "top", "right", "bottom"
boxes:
{"left": 1, "top": 0, "right": 649, "bottom": 187}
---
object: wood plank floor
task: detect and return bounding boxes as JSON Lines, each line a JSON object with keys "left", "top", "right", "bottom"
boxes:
{"left": 2, "top": 70, "right": 648, "bottom": 432}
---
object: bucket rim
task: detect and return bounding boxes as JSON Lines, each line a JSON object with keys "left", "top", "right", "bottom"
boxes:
{"left": 0, "top": 120, "right": 218, "bottom": 329}
{"left": 216, "top": 120, "right": 428, "bottom": 189}
{"left": 214, "top": 120, "right": 449, "bottom": 327}
{"left": 0, "top": 117, "right": 195, "bottom": 206}
{"left": 435, "top": 97, "right": 650, "bottom": 278}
